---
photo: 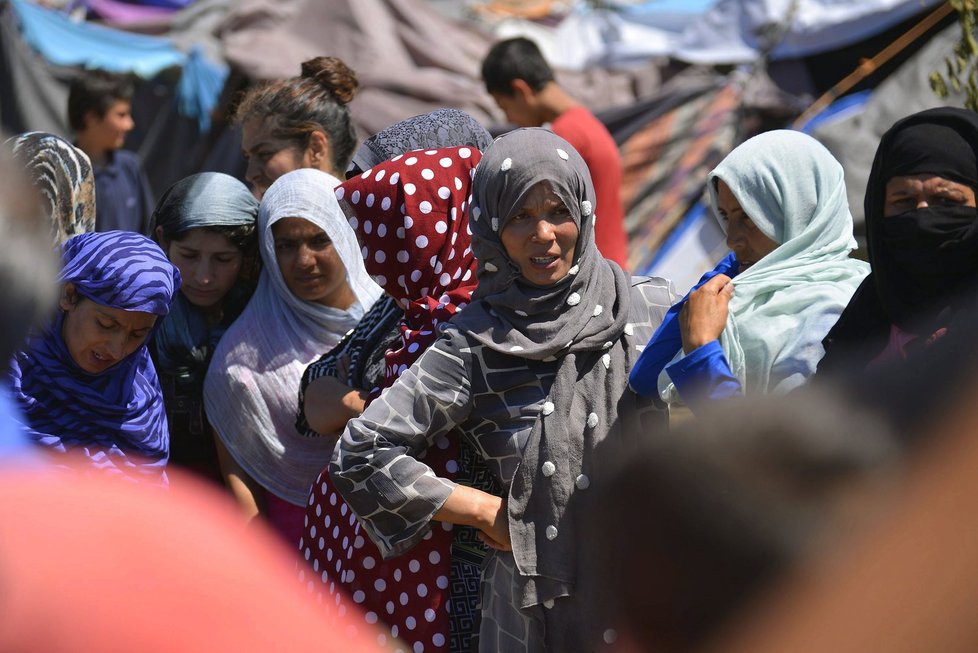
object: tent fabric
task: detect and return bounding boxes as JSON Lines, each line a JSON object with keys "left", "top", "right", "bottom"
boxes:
{"left": 644, "top": 201, "right": 728, "bottom": 295}
{"left": 218, "top": 0, "right": 501, "bottom": 137}
{"left": 84, "top": 0, "right": 179, "bottom": 24}
{"left": 12, "top": 0, "right": 185, "bottom": 76}
{"left": 620, "top": 80, "right": 740, "bottom": 274}
{"left": 673, "top": 0, "right": 945, "bottom": 65}
{"left": 475, "top": 0, "right": 940, "bottom": 70}
{"left": 0, "top": 1, "right": 236, "bottom": 199}
{"left": 0, "top": 5, "right": 73, "bottom": 136}
{"left": 9, "top": 0, "right": 226, "bottom": 130}
{"left": 488, "top": 2, "right": 712, "bottom": 71}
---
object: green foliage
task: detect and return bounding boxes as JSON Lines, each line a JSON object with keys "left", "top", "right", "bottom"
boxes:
{"left": 932, "top": 0, "right": 978, "bottom": 110}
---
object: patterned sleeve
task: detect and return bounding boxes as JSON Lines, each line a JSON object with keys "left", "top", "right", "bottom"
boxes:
{"left": 630, "top": 276, "right": 678, "bottom": 336}
{"left": 295, "top": 328, "right": 357, "bottom": 438}
{"left": 329, "top": 327, "right": 474, "bottom": 559}
{"left": 296, "top": 296, "right": 402, "bottom": 437}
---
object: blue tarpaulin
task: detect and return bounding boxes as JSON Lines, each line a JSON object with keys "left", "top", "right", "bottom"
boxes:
{"left": 11, "top": 0, "right": 226, "bottom": 130}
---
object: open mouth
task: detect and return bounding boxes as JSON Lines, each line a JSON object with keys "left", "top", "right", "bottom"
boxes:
{"left": 530, "top": 255, "right": 559, "bottom": 268}
{"left": 90, "top": 351, "right": 116, "bottom": 368}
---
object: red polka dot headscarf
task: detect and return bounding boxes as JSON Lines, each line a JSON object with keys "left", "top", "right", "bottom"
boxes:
{"left": 336, "top": 145, "right": 481, "bottom": 393}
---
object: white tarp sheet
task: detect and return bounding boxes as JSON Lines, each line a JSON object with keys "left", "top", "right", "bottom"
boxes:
{"left": 674, "top": 0, "right": 945, "bottom": 64}
{"left": 492, "top": 0, "right": 944, "bottom": 70}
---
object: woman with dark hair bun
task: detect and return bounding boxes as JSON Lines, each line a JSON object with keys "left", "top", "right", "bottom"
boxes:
{"left": 234, "top": 56, "right": 359, "bottom": 198}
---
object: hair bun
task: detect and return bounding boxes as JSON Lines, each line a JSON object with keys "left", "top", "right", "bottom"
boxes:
{"left": 300, "top": 56, "right": 359, "bottom": 106}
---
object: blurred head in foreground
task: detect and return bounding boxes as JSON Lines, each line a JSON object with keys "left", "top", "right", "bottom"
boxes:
{"left": 0, "top": 464, "right": 386, "bottom": 652}
{"left": 582, "top": 389, "right": 898, "bottom": 652}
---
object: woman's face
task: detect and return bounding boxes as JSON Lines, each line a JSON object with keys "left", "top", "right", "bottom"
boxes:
{"left": 159, "top": 227, "right": 243, "bottom": 310}
{"left": 60, "top": 284, "right": 157, "bottom": 374}
{"left": 241, "top": 118, "right": 314, "bottom": 199}
{"left": 500, "top": 181, "right": 579, "bottom": 286}
{"left": 716, "top": 180, "right": 779, "bottom": 273}
{"left": 883, "top": 174, "right": 977, "bottom": 217}
{"left": 272, "top": 217, "right": 355, "bottom": 308}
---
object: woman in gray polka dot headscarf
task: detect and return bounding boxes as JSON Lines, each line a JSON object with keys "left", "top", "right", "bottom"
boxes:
{"left": 331, "top": 128, "right": 675, "bottom": 652}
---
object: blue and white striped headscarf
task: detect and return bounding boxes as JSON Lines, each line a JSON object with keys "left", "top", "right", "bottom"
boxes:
{"left": 7, "top": 131, "right": 95, "bottom": 246}
{"left": 8, "top": 231, "right": 181, "bottom": 482}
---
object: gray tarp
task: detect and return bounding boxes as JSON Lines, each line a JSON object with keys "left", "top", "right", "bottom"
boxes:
{"left": 218, "top": 0, "right": 500, "bottom": 136}
{"left": 813, "top": 24, "right": 968, "bottom": 228}
{"left": 215, "top": 0, "right": 658, "bottom": 138}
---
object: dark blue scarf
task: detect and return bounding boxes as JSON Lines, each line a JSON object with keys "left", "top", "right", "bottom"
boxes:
{"left": 8, "top": 231, "right": 180, "bottom": 481}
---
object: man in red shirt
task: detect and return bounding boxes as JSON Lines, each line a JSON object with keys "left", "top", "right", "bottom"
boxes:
{"left": 481, "top": 37, "right": 629, "bottom": 269}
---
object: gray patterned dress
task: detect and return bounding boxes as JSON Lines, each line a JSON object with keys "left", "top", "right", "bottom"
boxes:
{"left": 331, "top": 276, "right": 673, "bottom": 652}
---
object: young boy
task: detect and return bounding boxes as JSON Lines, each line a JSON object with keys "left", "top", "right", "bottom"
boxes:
{"left": 481, "top": 37, "right": 629, "bottom": 269}
{"left": 68, "top": 70, "right": 154, "bottom": 235}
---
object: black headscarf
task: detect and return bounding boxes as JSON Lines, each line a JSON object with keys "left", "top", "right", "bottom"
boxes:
{"left": 820, "top": 107, "right": 978, "bottom": 372}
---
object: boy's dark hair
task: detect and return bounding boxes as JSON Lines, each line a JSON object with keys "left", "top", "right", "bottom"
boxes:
{"left": 67, "top": 70, "right": 135, "bottom": 133}
{"left": 481, "top": 37, "right": 555, "bottom": 96}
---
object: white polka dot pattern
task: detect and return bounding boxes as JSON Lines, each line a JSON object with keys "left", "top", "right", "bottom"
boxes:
{"left": 301, "top": 469, "right": 458, "bottom": 653}
{"left": 315, "top": 145, "right": 487, "bottom": 652}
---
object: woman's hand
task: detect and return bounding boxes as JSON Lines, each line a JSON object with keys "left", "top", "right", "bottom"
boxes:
{"left": 434, "top": 485, "right": 512, "bottom": 551}
{"left": 680, "top": 273, "right": 734, "bottom": 354}
{"left": 476, "top": 496, "right": 512, "bottom": 551}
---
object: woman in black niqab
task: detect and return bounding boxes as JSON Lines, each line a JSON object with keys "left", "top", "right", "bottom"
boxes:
{"left": 819, "top": 107, "right": 978, "bottom": 373}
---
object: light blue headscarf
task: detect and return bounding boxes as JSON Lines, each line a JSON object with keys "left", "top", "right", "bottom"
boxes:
{"left": 152, "top": 172, "right": 259, "bottom": 233}
{"left": 663, "top": 130, "right": 869, "bottom": 399}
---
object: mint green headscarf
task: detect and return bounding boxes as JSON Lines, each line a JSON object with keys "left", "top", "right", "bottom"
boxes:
{"left": 664, "top": 130, "right": 869, "bottom": 400}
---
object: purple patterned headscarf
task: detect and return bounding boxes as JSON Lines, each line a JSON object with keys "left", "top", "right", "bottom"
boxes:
{"left": 8, "top": 231, "right": 181, "bottom": 482}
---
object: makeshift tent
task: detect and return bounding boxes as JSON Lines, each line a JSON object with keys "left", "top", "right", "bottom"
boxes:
{"left": 637, "top": 0, "right": 961, "bottom": 289}
{"left": 1, "top": 0, "right": 967, "bottom": 291}
{"left": 0, "top": 0, "right": 229, "bottom": 195}
{"left": 808, "top": 22, "right": 971, "bottom": 229}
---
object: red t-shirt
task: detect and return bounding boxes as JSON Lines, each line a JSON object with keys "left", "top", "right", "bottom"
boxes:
{"left": 551, "top": 105, "right": 629, "bottom": 269}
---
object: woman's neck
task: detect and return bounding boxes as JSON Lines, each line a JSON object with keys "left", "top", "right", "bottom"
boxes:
{"left": 318, "top": 284, "right": 358, "bottom": 311}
